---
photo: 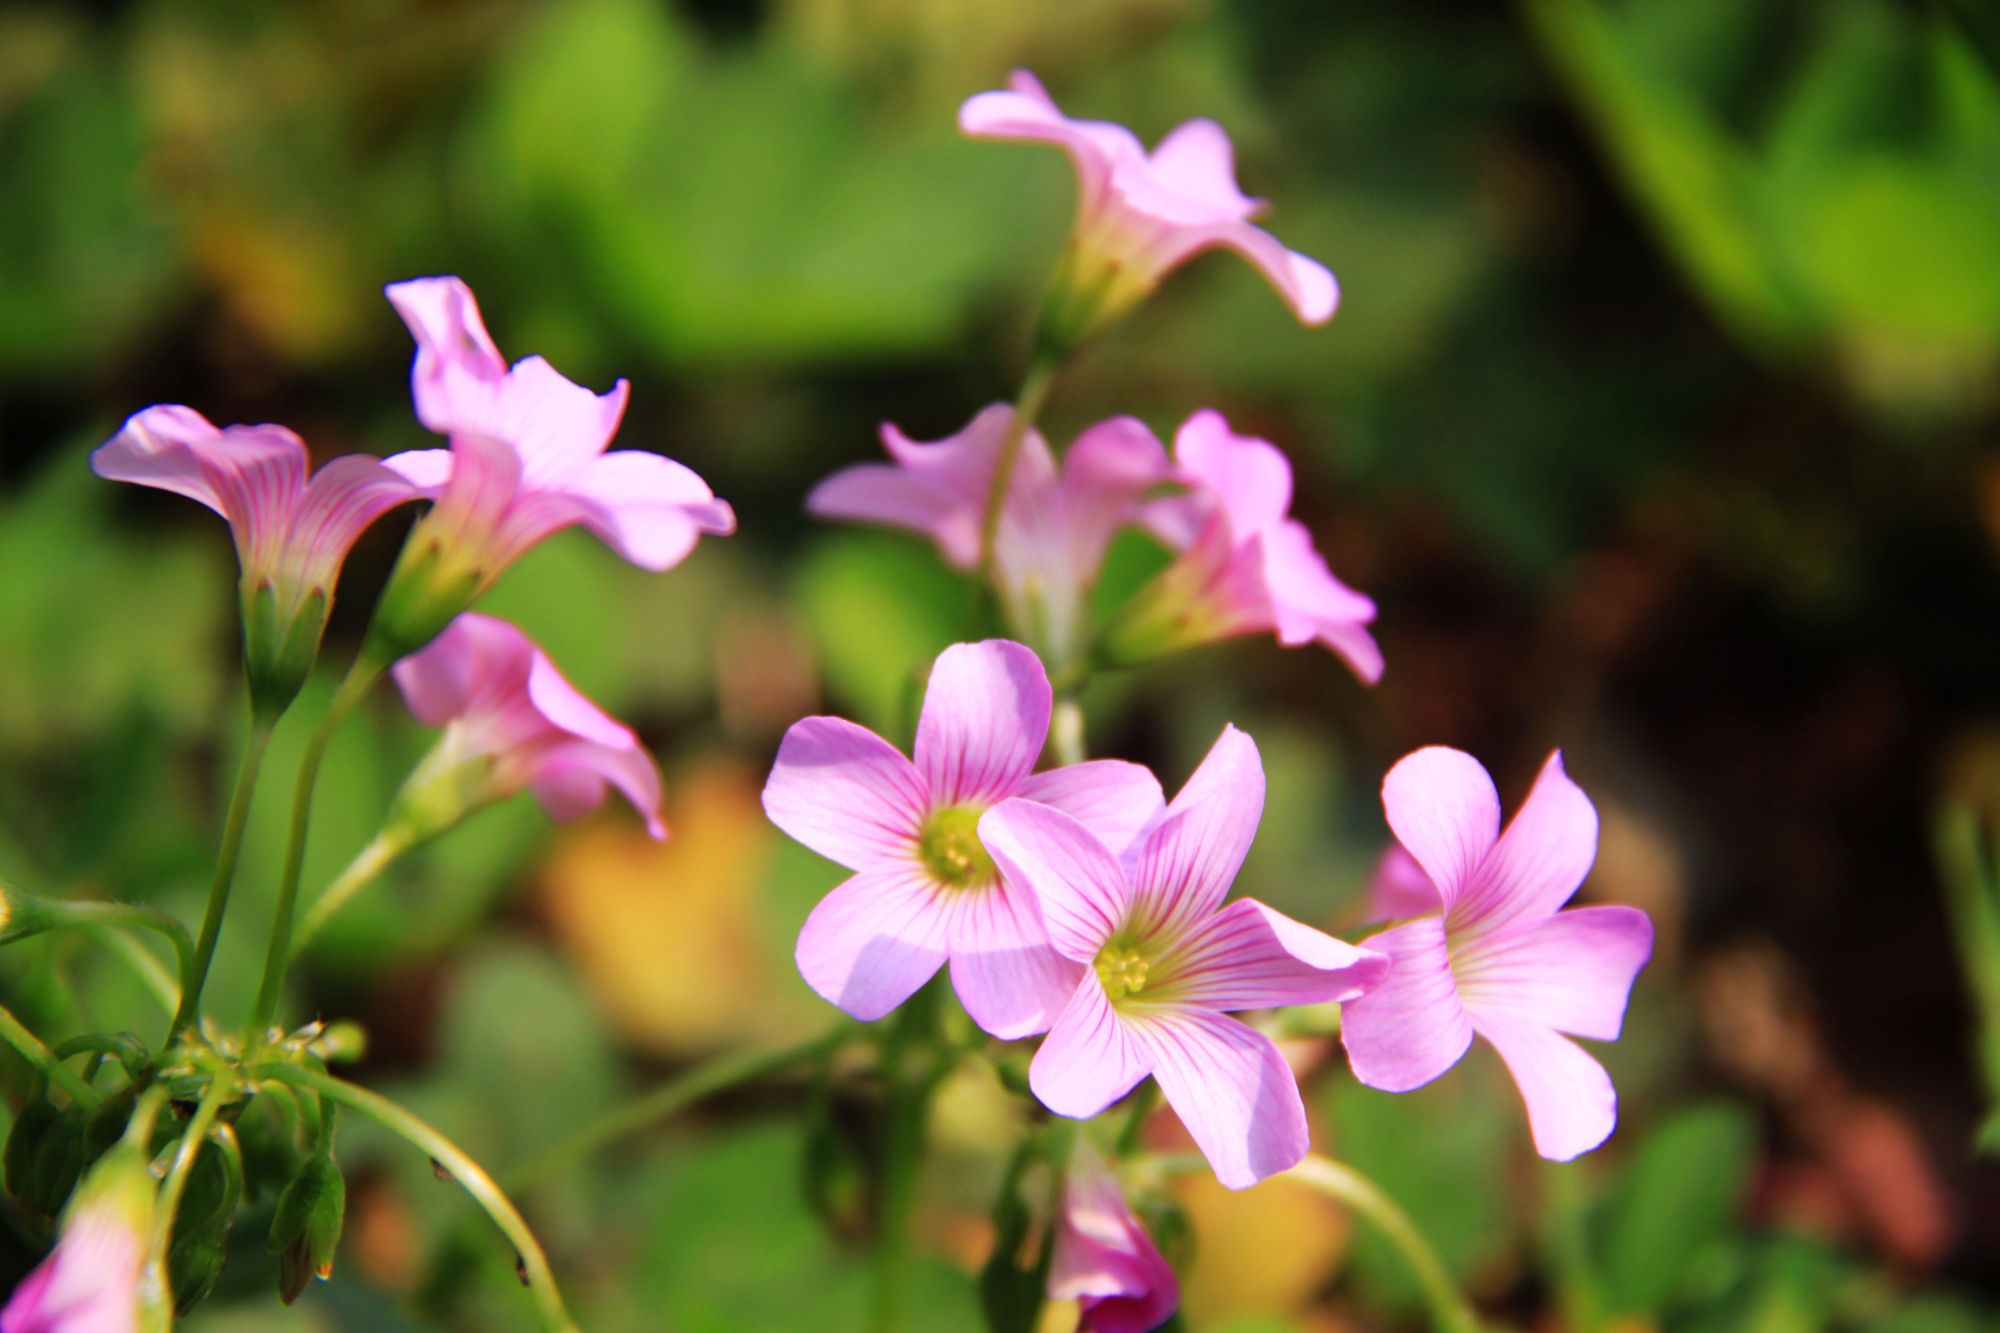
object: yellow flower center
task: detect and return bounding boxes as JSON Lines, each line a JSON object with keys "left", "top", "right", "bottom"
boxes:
{"left": 1095, "top": 945, "right": 1152, "bottom": 1002}
{"left": 917, "top": 806, "right": 997, "bottom": 889}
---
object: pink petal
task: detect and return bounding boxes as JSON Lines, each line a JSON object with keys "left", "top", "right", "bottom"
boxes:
{"left": 385, "top": 275, "right": 508, "bottom": 434}
{"left": 1166, "top": 899, "right": 1386, "bottom": 1011}
{"left": 91, "top": 405, "right": 232, "bottom": 514}
{"left": 1131, "top": 1007, "right": 1308, "bottom": 1189}
{"left": 1028, "top": 978, "right": 1151, "bottom": 1118}
{"left": 1472, "top": 1013, "right": 1619, "bottom": 1161}
{"left": 1258, "top": 523, "right": 1383, "bottom": 683}
{"left": 382, "top": 447, "right": 453, "bottom": 494}
{"left": 1130, "top": 725, "right": 1264, "bottom": 934}
{"left": 1456, "top": 751, "right": 1600, "bottom": 932}
{"left": 1050, "top": 416, "right": 1174, "bottom": 575}
{"left": 477, "top": 356, "right": 631, "bottom": 484}
{"left": 762, "top": 715, "right": 929, "bottom": 870}
{"left": 285, "top": 453, "right": 426, "bottom": 584}
{"left": 1364, "top": 845, "right": 1440, "bottom": 922}
{"left": 1050, "top": 1140, "right": 1180, "bottom": 1333}
{"left": 529, "top": 739, "right": 667, "bottom": 840}
{"left": 959, "top": 72, "right": 1139, "bottom": 214}
{"left": 914, "top": 640, "right": 1051, "bottom": 807}
{"left": 1453, "top": 905, "right": 1652, "bottom": 1041}
{"left": 526, "top": 649, "right": 637, "bottom": 748}
{"left": 1014, "top": 759, "right": 1164, "bottom": 856}
{"left": 1202, "top": 222, "right": 1340, "bottom": 325}
{"left": 807, "top": 463, "right": 977, "bottom": 568}
{"left": 1145, "top": 119, "right": 1257, "bottom": 219}
{"left": 1380, "top": 747, "right": 1501, "bottom": 911}
{"left": 562, "top": 449, "right": 735, "bottom": 571}
{"left": 946, "top": 881, "right": 1085, "bottom": 1040}
{"left": 392, "top": 614, "right": 531, "bottom": 727}
{"left": 1171, "top": 411, "right": 1293, "bottom": 537}
{"left": 93, "top": 408, "right": 310, "bottom": 572}
{"left": 979, "top": 799, "right": 1131, "bottom": 964}
{"left": 794, "top": 866, "right": 951, "bottom": 1022}
{"left": 1338, "top": 916, "right": 1474, "bottom": 1093}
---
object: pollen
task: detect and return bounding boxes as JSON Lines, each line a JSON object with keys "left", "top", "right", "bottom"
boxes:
{"left": 1095, "top": 945, "right": 1151, "bottom": 1002}
{"left": 917, "top": 806, "right": 998, "bottom": 888}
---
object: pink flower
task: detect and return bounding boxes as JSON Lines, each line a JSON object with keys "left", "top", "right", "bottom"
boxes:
{"left": 1102, "top": 410, "right": 1381, "bottom": 683}
{"left": 807, "top": 406, "right": 1171, "bottom": 669}
{"left": 368, "top": 277, "right": 734, "bottom": 656}
{"left": 762, "top": 640, "right": 1164, "bottom": 1038}
{"left": 92, "top": 405, "right": 425, "bottom": 710}
{"left": 1340, "top": 748, "right": 1654, "bottom": 1161}
{"left": 2, "top": 1143, "right": 155, "bottom": 1333}
{"left": 391, "top": 613, "right": 666, "bottom": 839}
{"left": 960, "top": 72, "right": 1336, "bottom": 348}
{"left": 1364, "top": 846, "right": 1437, "bottom": 923}
{"left": 979, "top": 727, "right": 1386, "bottom": 1188}
{"left": 1048, "top": 1138, "right": 1179, "bottom": 1333}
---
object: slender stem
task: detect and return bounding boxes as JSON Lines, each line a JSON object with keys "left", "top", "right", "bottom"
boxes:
{"left": 506, "top": 1027, "right": 849, "bottom": 1193}
{"left": 175, "top": 722, "right": 273, "bottom": 1032}
{"left": 1287, "top": 1154, "right": 1480, "bottom": 1333}
{"left": 1113, "top": 1081, "right": 1158, "bottom": 1157}
{"left": 872, "top": 984, "right": 945, "bottom": 1333}
{"left": 151, "top": 1073, "right": 235, "bottom": 1253}
{"left": 87, "top": 928, "right": 180, "bottom": 1015}
{"left": 975, "top": 357, "right": 1060, "bottom": 588}
{"left": 1049, "top": 697, "right": 1087, "bottom": 768}
{"left": 47, "top": 902, "right": 194, "bottom": 994}
{"left": 249, "top": 1062, "right": 578, "bottom": 1333}
{"left": 0, "top": 1003, "right": 98, "bottom": 1107}
{"left": 250, "top": 659, "right": 383, "bottom": 1033}
{"left": 291, "top": 826, "right": 416, "bottom": 962}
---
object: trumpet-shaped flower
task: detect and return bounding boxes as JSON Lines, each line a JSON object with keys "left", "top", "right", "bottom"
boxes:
{"left": 762, "top": 640, "right": 1164, "bottom": 1038}
{"left": 368, "top": 277, "right": 735, "bottom": 657}
{"left": 1102, "top": 410, "right": 1382, "bottom": 683}
{"left": 92, "top": 405, "right": 425, "bottom": 713}
{"left": 1048, "top": 1138, "right": 1179, "bottom": 1333}
{"left": 390, "top": 613, "right": 666, "bottom": 841}
{"left": 2, "top": 1137, "right": 158, "bottom": 1333}
{"left": 1340, "top": 748, "right": 1654, "bottom": 1161}
{"left": 980, "top": 727, "right": 1386, "bottom": 1188}
{"left": 808, "top": 406, "right": 1170, "bottom": 669}
{"left": 961, "top": 71, "right": 1336, "bottom": 349}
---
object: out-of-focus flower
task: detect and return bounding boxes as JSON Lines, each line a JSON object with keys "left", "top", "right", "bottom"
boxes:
{"left": 2, "top": 1135, "right": 160, "bottom": 1333}
{"left": 960, "top": 72, "right": 1336, "bottom": 351}
{"left": 389, "top": 613, "right": 666, "bottom": 841}
{"left": 1100, "top": 410, "right": 1381, "bottom": 683}
{"left": 92, "top": 406, "right": 424, "bottom": 715}
{"left": 1340, "top": 748, "right": 1654, "bottom": 1161}
{"left": 1363, "top": 845, "right": 1437, "bottom": 923}
{"left": 368, "top": 276, "right": 734, "bottom": 658}
{"left": 980, "top": 727, "right": 1385, "bottom": 1188}
{"left": 1049, "top": 1138, "right": 1179, "bottom": 1333}
{"left": 762, "top": 639, "right": 1163, "bottom": 1037}
{"left": 808, "top": 406, "right": 1170, "bottom": 670}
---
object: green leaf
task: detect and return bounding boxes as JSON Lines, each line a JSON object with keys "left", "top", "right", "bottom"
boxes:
{"left": 1598, "top": 1100, "right": 1757, "bottom": 1315}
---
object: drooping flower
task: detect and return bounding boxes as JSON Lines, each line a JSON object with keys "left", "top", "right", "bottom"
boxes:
{"left": 980, "top": 727, "right": 1386, "bottom": 1188}
{"left": 91, "top": 405, "right": 425, "bottom": 715}
{"left": 1100, "top": 409, "right": 1382, "bottom": 684}
{"left": 960, "top": 71, "right": 1337, "bottom": 350}
{"left": 388, "top": 613, "right": 666, "bottom": 841}
{"left": 367, "top": 276, "right": 735, "bottom": 658}
{"left": 807, "top": 406, "right": 1171, "bottom": 670}
{"left": 762, "top": 640, "right": 1164, "bottom": 1038}
{"left": 1048, "top": 1138, "right": 1179, "bottom": 1333}
{"left": 2, "top": 1135, "right": 159, "bottom": 1333}
{"left": 1339, "top": 747, "right": 1654, "bottom": 1161}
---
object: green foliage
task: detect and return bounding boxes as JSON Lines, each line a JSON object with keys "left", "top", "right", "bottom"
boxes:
{"left": 1597, "top": 1100, "right": 1758, "bottom": 1316}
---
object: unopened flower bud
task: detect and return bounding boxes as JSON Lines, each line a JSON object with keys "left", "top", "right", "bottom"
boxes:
{"left": 269, "top": 1153, "right": 346, "bottom": 1303}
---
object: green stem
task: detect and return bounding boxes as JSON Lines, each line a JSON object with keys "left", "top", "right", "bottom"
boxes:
{"left": 872, "top": 984, "right": 946, "bottom": 1333}
{"left": 44, "top": 902, "right": 194, "bottom": 997}
{"left": 151, "top": 1072, "right": 236, "bottom": 1254}
{"left": 507, "top": 1027, "right": 849, "bottom": 1194}
{"left": 249, "top": 1062, "right": 578, "bottom": 1333}
{"left": 0, "top": 1003, "right": 98, "bottom": 1107}
{"left": 175, "top": 721, "right": 274, "bottom": 1032}
{"left": 290, "top": 826, "right": 417, "bottom": 962}
{"left": 249, "top": 658, "right": 383, "bottom": 1033}
{"left": 89, "top": 928, "right": 180, "bottom": 1015}
{"left": 1112, "top": 1081, "right": 1158, "bottom": 1157}
{"left": 1287, "top": 1154, "right": 1480, "bottom": 1333}
{"left": 975, "top": 357, "right": 1060, "bottom": 589}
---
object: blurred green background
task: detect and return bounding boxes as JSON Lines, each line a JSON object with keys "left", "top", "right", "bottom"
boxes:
{"left": 3, "top": 0, "right": 1999, "bottom": 1328}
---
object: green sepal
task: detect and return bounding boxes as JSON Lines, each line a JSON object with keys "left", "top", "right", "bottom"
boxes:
{"left": 168, "top": 1132, "right": 243, "bottom": 1314}
{"left": 365, "top": 535, "right": 484, "bottom": 665}
{"left": 243, "top": 581, "right": 330, "bottom": 722}
{"left": 269, "top": 1153, "right": 346, "bottom": 1303}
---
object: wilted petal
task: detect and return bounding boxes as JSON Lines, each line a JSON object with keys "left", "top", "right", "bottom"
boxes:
{"left": 1457, "top": 751, "right": 1599, "bottom": 932}
{"left": 762, "top": 716, "right": 929, "bottom": 870}
{"left": 1380, "top": 747, "right": 1500, "bottom": 910}
{"left": 1029, "top": 979, "right": 1151, "bottom": 1118}
{"left": 1339, "top": 916, "right": 1474, "bottom": 1093}
{"left": 795, "top": 865, "right": 951, "bottom": 1022}
{"left": 947, "top": 881, "right": 1084, "bottom": 1040}
{"left": 914, "top": 641, "right": 1051, "bottom": 806}
{"left": 1014, "top": 760, "right": 1164, "bottom": 856}
{"left": 1454, "top": 905, "right": 1652, "bottom": 1041}
{"left": 1166, "top": 899, "right": 1385, "bottom": 1011}
{"left": 1131, "top": 726, "right": 1264, "bottom": 934}
{"left": 1472, "top": 1013, "right": 1619, "bottom": 1161}
{"left": 1131, "top": 1006, "right": 1307, "bottom": 1189}
{"left": 980, "top": 799, "right": 1131, "bottom": 964}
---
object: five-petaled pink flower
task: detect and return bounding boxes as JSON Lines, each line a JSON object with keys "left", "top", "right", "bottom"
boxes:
{"left": 1103, "top": 410, "right": 1381, "bottom": 683}
{"left": 1048, "top": 1137, "right": 1179, "bottom": 1333}
{"left": 979, "top": 726, "right": 1386, "bottom": 1188}
{"left": 2, "top": 1139, "right": 156, "bottom": 1333}
{"left": 392, "top": 613, "right": 667, "bottom": 840}
{"left": 1340, "top": 747, "right": 1653, "bottom": 1161}
{"left": 92, "top": 405, "right": 425, "bottom": 710}
{"left": 807, "top": 405, "right": 1170, "bottom": 670}
{"left": 960, "top": 71, "right": 1337, "bottom": 348}
{"left": 368, "top": 276, "right": 735, "bottom": 656}
{"left": 762, "top": 640, "right": 1164, "bottom": 1038}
